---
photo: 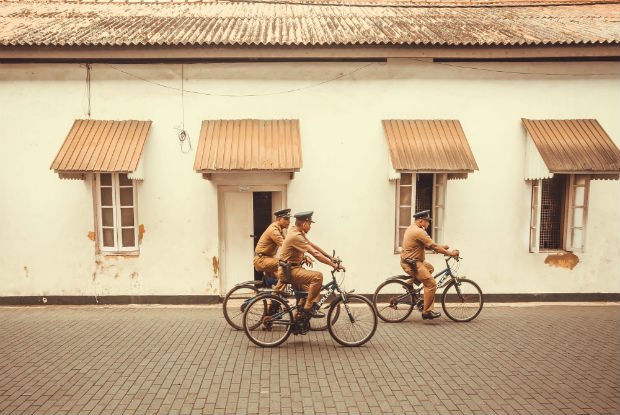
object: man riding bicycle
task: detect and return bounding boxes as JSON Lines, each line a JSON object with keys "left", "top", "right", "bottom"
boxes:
{"left": 253, "top": 208, "right": 291, "bottom": 290}
{"left": 277, "top": 211, "right": 345, "bottom": 318}
{"left": 401, "top": 210, "right": 459, "bottom": 320}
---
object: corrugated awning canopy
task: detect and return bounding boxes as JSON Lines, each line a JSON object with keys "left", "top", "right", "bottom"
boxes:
{"left": 51, "top": 120, "right": 151, "bottom": 177}
{"left": 383, "top": 120, "right": 479, "bottom": 173}
{"left": 194, "top": 120, "right": 302, "bottom": 173}
{"left": 522, "top": 119, "right": 620, "bottom": 176}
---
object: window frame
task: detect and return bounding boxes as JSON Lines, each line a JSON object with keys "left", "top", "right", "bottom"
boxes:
{"left": 395, "top": 172, "right": 447, "bottom": 252}
{"left": 94, "top": 173, "right": 140, "bottom": 254}
{"left": 528, "top": 174, "right": 589, "bottom": 253}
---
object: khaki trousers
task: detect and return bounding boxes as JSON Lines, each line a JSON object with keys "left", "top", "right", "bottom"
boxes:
{"left": 401, "top": 261, "right": 436, "bottom": 313}
{"left": 253, "top": 255, "right": 285, "bottom": 291}
{"left": 287, "top": 267, "right": 323, "bottom": 310}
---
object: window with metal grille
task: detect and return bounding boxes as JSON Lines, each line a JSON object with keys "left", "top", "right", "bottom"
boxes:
{"left": 529, "top": 174, "right": 589, "bottom": 253}
{"left": 395, "top": 173, "right": 446, "bottom": 250}
{"left": 539, "top": 175, "right": 566, "bottom": 250}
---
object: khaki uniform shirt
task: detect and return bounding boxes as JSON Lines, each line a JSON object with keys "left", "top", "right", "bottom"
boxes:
{"left": 254, "top": 222, "right": 286, "bottom": 257}
{"left": 279, "top": 227, "right": 310, "bottom": 264}
{"left": 400, "top": 224, "right": 434, "bottom": 263}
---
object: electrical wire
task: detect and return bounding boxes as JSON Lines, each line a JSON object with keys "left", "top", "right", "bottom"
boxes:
{"left": 86, "top": 63, "right": 92, "bottom": 118}
{"left": 106, "top": 62, "right": 376, "bottom": 97}
{"left": 407, "top": 58, "right": 620, "bottom": 76}
{"left": 178, "top": 63, "right": 193, "bottom": 153}
{"left": 106, "top": 58, "right": 617, "bottom": 101}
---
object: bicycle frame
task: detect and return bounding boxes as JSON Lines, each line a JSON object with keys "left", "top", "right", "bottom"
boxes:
{"left": 401, "top": 256, "right": 461, "bottom": 299}
{"left": 266, "top": 267, "right": 347, "bottom": 327}
{"left": 434, "top": 257, "right": 460, "bottom": 288}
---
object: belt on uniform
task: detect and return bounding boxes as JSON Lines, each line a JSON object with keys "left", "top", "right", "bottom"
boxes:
{"left": 279, "top": 261, "right": 301, "bottom": 267}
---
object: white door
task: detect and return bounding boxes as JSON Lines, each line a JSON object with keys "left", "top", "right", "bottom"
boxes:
{"left": 220, "top": 190, "right": 254, "bottom": 292}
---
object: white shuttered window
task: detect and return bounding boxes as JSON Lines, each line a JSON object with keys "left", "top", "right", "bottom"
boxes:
{"left": 395, "top": 173, "right": 447, "bottom": 250}
{"left": 96, "top": 173, "right": 139, "bottom": 253}
{"left": 529, "top": 174, "right": 589, "bottom": 253}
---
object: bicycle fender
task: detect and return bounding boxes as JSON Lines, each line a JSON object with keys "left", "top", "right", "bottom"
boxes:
{"left": 232, "top": 280, "right": 262, "bottom": 288}
{"left": 386, "top": 275, "right": 422, "bottom": 286}
{"left": 386, "top": 275, "right": 410, "bottom": 282}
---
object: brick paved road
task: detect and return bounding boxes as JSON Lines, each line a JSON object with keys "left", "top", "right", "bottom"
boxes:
{"left": 0, "top": 304, "right": 618, "bottom": 415}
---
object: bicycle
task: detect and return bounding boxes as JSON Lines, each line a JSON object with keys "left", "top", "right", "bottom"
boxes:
{"left": 242, "top": 255, "right": 378, "bottom": 347}
{"left": 373, "top": 256, "right": 483, "bottom": 323}
{"left": 222, "top": 272, "right": 337, "bottom": 331}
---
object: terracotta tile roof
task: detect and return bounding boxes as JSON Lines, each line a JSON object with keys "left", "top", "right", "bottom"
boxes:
{"left": 194, "top": 119, "right": 302, "bottom": 172}
{"left": 1, "top": 0, "right": 619, "bottom": 48}
{"left": 522, "top": 119, "right": 620, "bottom": 173}
{"left": 382, "top": 120, "right": 479, "bottom": 172}
{"left": 51, "top": 119, "right": 151, "bottom": 173}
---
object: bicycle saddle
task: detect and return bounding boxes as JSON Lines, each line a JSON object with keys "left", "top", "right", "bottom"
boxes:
{"left": 291, "top": 284, "right": 308, "bottom": 299}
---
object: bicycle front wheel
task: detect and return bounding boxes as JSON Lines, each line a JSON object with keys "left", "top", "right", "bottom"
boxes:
{"left": 223, "top": 284, "right": 259, "bottom": 330}
{"left": 441, "top": 278, "right": 483, "bottom": 322}
{"left": 327, "top": 294, "right": 377, "bottom": 347}
{"left": 243, "top": 295, "right": 293, "bottom": 347}
{"left": 373, "top": 280, "right": 415, "bottom": 323}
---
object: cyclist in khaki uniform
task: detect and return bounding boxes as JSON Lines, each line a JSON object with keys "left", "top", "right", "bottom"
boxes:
{"left": 253, "top": 208, "right": 291, "bottom": 289}
{"left": 401, "top": 210, "right": 459, "bottom": 320}
{"left": 278, "top": 211, "right": 344, "bottom": 318}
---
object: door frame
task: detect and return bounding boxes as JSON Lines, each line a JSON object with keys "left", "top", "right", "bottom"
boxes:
{"left": 217, "top": 184, "right": 287, "bottom": 293}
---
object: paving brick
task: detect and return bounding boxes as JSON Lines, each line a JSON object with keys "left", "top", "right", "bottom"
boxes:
{"left": 0, "top": 305, "right": 619, "bottom": 414}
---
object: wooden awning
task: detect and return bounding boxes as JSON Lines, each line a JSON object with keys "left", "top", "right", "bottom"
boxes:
{"left": 194, "top": 119, "right": 302, "bottom": 175}
{"left": 382, "top": 120, "right": 478, "bottom": 178}
{"left": 522, "top": 119, "right": 620, "bottom": 180}
{"left": 50, "top": 120, "right": 151, "bottom": 179}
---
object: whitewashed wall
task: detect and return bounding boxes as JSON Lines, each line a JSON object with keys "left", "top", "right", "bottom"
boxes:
{"left": 0, "top": 60, "right": 619, "bottom": 297}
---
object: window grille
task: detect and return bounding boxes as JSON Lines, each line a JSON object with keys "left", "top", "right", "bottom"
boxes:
{"left": 539, "top": 175, "right": 566, "bottom": 250}
{"left": 415, "top": 174, "right": 433, "bottom": 238}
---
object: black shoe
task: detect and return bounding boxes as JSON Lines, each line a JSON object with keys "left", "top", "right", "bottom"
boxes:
{"left": 421, "top": 311, "right": 441, "bottom": 320}
{"left": 303, "top": 308, "right": 325, "bottom": 319}
{"left": 267, "top": 303, "right": 281, "bottom": 316}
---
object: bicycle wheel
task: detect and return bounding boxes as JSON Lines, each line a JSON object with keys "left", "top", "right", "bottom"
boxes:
{"left": 373, "top": 280, "right": 415, "bottom": 323}
{"left": 310, "top": 294, "right": 340, "bottom": 331}
{"left": 441, "top": 278, "right": 483, "bottom": 322}
{"left": 243, "top": 295, "right": 293, "bottom": 347}
{"left": 327, "top": 294, "right": 377, "bottom": 347}
{"left": 223, "top": 284, "right": 259, "bottom": 330}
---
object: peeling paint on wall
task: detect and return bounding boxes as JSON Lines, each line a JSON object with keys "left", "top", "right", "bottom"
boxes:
{"left": 544, "top": 252, "right": 580, "bottom": 270}
{"left": 138, "top": 224, "right": 145, "bottom": 242}
{"left": 88, "top": 231, "right": 96, "bottom": 241}
{"left": 212, "top": 256, "right": 219, "bottom": 276}
{"left": 92, "top": 254, "right": 137, "bottom": 281}
{"left": 23, "top": 266, "right": 29, "bottom": 278}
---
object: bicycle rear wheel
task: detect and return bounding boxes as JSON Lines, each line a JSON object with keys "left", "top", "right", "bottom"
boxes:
{"left": 223, "top": 284, "right": 259, "bottom": 330}
{"left": 243, "top": 295, "right": 293, "bottom": 347}
{"left": 373, "top": 280, "right": 415, "bottom": 323}
{"left": 327, "top": 294, "right": 377, "bottom": 347}
{"left": 441, "top": 278, "right": 483, "bottom": 322}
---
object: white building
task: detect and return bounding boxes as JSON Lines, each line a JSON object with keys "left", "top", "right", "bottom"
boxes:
{"left": 1, "top": 0, "right": 619, "bottom": 304}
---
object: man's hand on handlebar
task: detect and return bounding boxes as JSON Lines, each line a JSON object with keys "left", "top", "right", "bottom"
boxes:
{"left": 332, "top": 257, "right": 346, "bottom": 272}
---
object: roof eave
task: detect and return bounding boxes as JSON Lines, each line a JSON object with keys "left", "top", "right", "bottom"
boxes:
{"left": 2, "top": 44, "right": 619, "bottom": 61}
